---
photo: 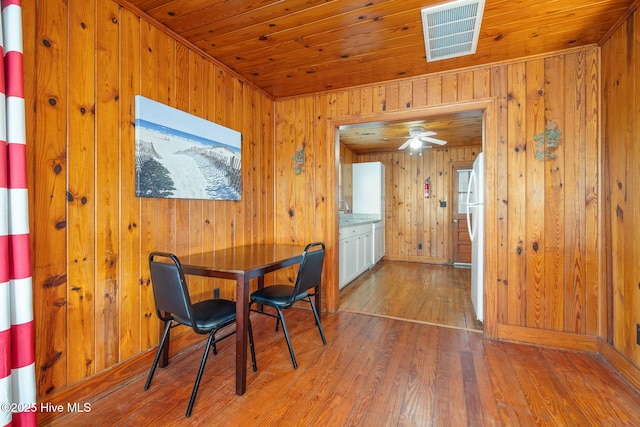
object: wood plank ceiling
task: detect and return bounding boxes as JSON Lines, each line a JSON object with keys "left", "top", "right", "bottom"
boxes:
{"left": 122, "top": 0, "right": 635, "bottom": 152}
{"left": 339, "top": 110, "right": 484, "bottom": 153}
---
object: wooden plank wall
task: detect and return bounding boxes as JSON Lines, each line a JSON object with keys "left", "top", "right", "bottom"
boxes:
{"left": 27, "top": 0, "right": 275, "bottom": 398}
{"left": 601, "top": 8, "right": 640, "bottom": 367}
{"left": 274, "top": 47, "right": 601, "bottom": 347}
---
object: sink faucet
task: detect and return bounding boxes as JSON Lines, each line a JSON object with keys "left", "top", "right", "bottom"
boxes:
{"left": 339, "top": 200, "right": 350, "bottom": 213}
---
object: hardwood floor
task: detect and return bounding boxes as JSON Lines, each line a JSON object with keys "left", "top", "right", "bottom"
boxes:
{"left": 340, "top": 261, "right": 483, "bottom": 331}
{"left": 47, "top": 308, "right": 640, "bottom": 426}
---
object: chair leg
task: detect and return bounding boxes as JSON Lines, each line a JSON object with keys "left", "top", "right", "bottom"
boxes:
{"left": 251, "top": 300, "right": 280, "bottom": 333}
{"left": 307, "top": 295, "right": 327, "bottom": 345}
{"left": 248, "top": 317, "right": 257, "bottom": 372}
{"left": 186, "top": 331, "right": 215, "bottom": 417}
{"left": 144, "top": 320, "right": 172, "bottom": 391}
{"left": 275, "top": 307, "right": 297, "bottom": 369}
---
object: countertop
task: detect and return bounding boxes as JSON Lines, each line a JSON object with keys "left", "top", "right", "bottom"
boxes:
{"left": 339, "top": 214, "right": 382, "bottom": 228}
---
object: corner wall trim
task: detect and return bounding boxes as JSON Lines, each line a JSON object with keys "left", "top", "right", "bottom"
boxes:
{"left": 598, "top": 339, "right": 640, "bottom": 391}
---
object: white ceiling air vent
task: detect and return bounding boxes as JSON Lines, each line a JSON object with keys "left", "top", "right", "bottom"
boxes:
{"left": 421, "top": 0, "right": 485, "bottom": 62}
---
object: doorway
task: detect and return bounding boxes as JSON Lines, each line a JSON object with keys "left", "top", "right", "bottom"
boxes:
{"left": 452, "top": 164, "right": 473, "bottom": 265}
{"left": 329, "top": 99, "right": 495, "bottom": 333}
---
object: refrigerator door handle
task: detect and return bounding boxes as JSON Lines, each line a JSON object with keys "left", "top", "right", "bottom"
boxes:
{"left": 466, "top": 169, "right": 476, "bottom": 241}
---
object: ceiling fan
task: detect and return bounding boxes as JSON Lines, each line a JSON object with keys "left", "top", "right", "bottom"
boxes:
{"left": 398, "top": 126, "right": 447, "bottom": 151}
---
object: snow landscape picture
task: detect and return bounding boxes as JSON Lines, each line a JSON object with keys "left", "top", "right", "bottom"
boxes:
{"left": 135, "top": 95, "right": 242, "bottom": 201}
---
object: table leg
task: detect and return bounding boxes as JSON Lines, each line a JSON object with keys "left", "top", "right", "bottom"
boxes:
{"left": 257, "top": 275, "right": 265, "bottom": 311}
{"left": 235, "top": 274, "right": 249, "bottom": 395}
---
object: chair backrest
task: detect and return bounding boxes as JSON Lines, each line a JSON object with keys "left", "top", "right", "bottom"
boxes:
{"left": 149, "top": 252, "right": 193, "bottom": 324}
{"left": 291, "top": 242, "right": 325, "bottom": 299}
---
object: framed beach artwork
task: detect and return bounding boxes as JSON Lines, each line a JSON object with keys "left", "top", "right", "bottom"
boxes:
{"left": 134, "top": 95, "right": 242, "bottom": 201}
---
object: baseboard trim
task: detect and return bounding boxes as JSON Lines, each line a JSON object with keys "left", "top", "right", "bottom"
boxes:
{"left": 496, "top": 323, "right": 599, "bottom": 352}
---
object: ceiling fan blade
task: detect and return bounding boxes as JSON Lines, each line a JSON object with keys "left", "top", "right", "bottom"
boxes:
{"left": 416, "top": 131, "right": 437, "bottom": 138}
{"left": 398, "top": 139, "right": 412, "bottom": 150}
{"left": 420, "top": 136, "right": 447, "bottom": 145}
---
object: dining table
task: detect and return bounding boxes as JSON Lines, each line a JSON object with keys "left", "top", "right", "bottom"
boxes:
{"left": 165, "top": 243, "right": 308, "bottom": 395}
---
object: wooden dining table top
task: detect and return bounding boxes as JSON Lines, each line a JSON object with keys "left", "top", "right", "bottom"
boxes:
{"left": 179, "top": 243, "right": 306, "bottom": 278}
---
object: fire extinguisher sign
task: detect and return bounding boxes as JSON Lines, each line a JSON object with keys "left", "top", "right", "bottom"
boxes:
{"left": 424, "top": 178, "right": 430, "bottom": 199}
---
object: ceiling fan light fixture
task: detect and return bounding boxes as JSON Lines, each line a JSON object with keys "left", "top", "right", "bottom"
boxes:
{"left": 409, "top": 138, "right": 422, "bottom": 149}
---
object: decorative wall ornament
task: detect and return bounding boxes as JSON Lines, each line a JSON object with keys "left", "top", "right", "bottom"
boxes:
{"left": 533, "top": 120, "right": 561, "bottom": 160}
{"left": 293, "top": 145, "right": 305, "bottom": 174}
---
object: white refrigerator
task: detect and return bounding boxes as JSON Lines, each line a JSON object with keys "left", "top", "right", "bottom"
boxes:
{"left": 353, "top": 162, "right": 385, "bottom": 266}
{"left": 466, "top": 152, "right": 484, "bottom": 322}
{"left": 352, "top": 162, "right": 384, "bottom": 216}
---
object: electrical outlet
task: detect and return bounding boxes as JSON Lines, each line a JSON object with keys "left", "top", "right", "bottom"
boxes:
{"left": 637, "top": 324, "right": 640, "bottom": 346}
{"left": 214, "top": 288, "right": 220, "bottom": 299}
{"left": 418, "top": 243, "right": 423, "bottom": 250}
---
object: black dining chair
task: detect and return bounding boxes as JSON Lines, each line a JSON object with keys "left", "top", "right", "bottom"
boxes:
{"left": 145, "top": 252, "right": 256, "bottom": 417}
{"left": 249, "top": 242, "right": 327, "bottom": 369}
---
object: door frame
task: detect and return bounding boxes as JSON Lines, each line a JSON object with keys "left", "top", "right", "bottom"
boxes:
{"left": 327, "top": 98, "right": 497, "bottom": 338}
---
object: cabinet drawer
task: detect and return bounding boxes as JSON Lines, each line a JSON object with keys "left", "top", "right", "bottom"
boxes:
{"left": 339, "top": 223, "right": 371, "bottom": 239}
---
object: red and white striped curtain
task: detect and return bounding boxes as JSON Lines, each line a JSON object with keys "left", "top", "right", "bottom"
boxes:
{"left": 1, "top": 1, "right": 36, "bottom": 426}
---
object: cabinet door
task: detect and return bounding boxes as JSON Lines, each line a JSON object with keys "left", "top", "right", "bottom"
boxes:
{"left": 339, "top": 238, "right": 348, "bottom": 287}
{"left": 361, "top": 232, "right": 372, "bottom": 271}
{"left": 373, "top": 223, "right": 384, "bottom": 263}
{"left": 355, "top": 235, "right": 363, "bottom": 274}
{"left": 343, "top": 237, "right": 359, "bottom": 284}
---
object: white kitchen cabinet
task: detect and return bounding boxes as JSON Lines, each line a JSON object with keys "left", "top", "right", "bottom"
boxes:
{"left": 372, "top": 220, "right": 384, "bottom": 265}
{"left": 339, "top": 223, "right": 373, "bottom": 289}
{"left": 340, "top": 237, "right": 359, "bottom": 287}
{"left": 360, "top": 231, "right": 372, "bottom": 273}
